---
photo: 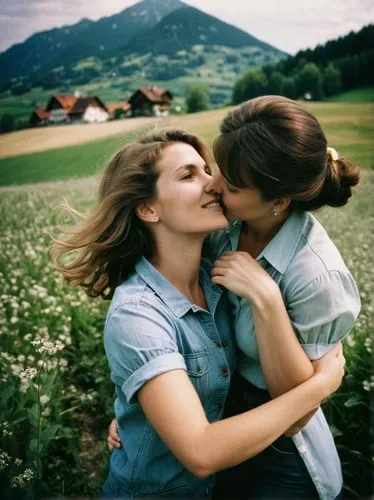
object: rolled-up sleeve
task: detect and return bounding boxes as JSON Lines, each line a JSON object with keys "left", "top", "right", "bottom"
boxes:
{"left": 288, "top": 270, "right": 361, "bottom": 360}
{"left": 104, "top": 302, "right": 186, "bottom": 404}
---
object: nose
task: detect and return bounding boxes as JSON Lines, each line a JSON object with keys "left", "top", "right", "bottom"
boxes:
{"left": 205, "top": 171, "right": 223, "bottom": 194}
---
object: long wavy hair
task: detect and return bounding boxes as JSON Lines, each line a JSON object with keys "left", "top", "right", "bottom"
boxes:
{"left": 51, "top": 128, "right": 214, "bottom": 300}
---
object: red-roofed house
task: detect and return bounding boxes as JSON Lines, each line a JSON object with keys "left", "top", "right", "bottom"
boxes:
{"left": 45, "top": 95, "right": 77, "bottom": 123}
{"left": 29, "top": 107, "right": 51, "bottom": 127}
{"left": 68, "top": 96, "right": 109, "bottom": 123}
{"left": 107, "top": 101, "right": 131, "bottom": 119}
{"left": 129, "top": 86, "right": 173, "bottom": 117}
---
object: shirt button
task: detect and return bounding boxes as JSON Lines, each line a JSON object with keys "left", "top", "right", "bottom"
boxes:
{"left": 298, "top": 445, "right": 307, "bottom": 454}
{"left": 216, "top": 340, "right": 229, "bottom": 348}
{"left": 221, "top": 367, "right": 229, "bottom": 377}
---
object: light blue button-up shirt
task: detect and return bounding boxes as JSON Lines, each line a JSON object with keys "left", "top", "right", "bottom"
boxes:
{"left": 104, "top": 256, "right": 236, "bottom": 498}
{"left": 209, "top": 210, "right": 361, "bottom": 500}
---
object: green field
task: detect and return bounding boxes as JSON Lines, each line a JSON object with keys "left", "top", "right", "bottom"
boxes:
{"left": 0, "top": 127, "right": 152, "bottom": 186}
{"left": 0, "top": 101, "right": 373, "bottom": 186}
{"left": 326, "top": 86, "right": 374, "bottom": 102}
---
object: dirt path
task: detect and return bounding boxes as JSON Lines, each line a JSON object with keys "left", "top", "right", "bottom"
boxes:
{"left": 0, "top": 108, "right": 230, "bottom": 159}
{"left": 0, "top": 117, "right": 158, "bottom": 158}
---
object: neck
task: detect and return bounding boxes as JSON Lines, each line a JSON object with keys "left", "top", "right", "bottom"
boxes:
{"left": 150, "top": 229, "right": 206, "bottom": 303}
{"left": 241, "top": 212, "right": 289, "bottom": 257}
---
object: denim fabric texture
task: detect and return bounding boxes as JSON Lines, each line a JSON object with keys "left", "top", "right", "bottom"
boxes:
{"left": 213, "top": 373, "right": 319, "bottom": 499}
{"left": 103, "top": 256, "right": 236, "bottom": 498}
{"left": 209, "top": 210, "right": 361, "bottom": 500}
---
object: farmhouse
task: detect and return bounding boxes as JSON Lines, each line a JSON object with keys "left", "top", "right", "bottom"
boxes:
{"left": 129, "top": 86, "right": 173, "bottom": 117}
{"left": 68, "top": 96, "right": 109, "bottom": 123}
{"left": 45, "top": 95, "right": 77, "bottom": 123}
{"left": 29, "top": 107, "right": 51, "bottom": 127}
{"left": 107, "top": 101, "right": 131, "bottom": 119}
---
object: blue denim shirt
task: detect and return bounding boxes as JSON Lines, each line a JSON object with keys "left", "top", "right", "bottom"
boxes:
{"left": 104, "top": 256, "right": 236, "bottom": 498}
{"left": 209, "top": 210, "right": 361, "bottom": 500}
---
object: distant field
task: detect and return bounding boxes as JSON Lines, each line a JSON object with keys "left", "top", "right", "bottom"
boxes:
{"left": 0, "top": 102, "right": 372, "bottom": 186}
{"left": 326, "top": 86, "right": 374, "bottom": 103}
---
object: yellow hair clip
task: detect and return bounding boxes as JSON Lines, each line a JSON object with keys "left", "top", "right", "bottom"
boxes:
{"left": 327, "top": 147, "right": 339, "bottom": 161}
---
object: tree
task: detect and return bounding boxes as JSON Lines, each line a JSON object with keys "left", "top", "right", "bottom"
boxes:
{"left": 322, "top": 62, "right": 342, "bottom": 97}
{"left": 282, "top": 77, "right": 298, "bottom": 99}
{"left": 268, "top": 71, "right": 285, "bottom": 95}
{"left": 297, "top": 63, "right": 323, "bottom": 100}
{"left": 113, "top": 108, "right": 127, "bottom": 120}
{"left": 0, "top": 113, "right": 15, "bottom": 134}
{"left": 186, "top": 85, "right": 210, "bottom": 113}
{"left": 232, "top": 77, "right": 245, "bottom": 104}
{"left": 240, "top": 70, "right": 268, "bottom": 101}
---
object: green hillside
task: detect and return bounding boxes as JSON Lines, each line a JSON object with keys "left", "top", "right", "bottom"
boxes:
{"left": 326, "top": 86, "right": 374, "bottom": 102}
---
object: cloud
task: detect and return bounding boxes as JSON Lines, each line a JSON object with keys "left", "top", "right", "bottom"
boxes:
{"left": 0, "top": 0, "right": 373, "bottom": 54}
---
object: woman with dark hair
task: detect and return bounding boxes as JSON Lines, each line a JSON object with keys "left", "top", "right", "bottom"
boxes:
{"left": 207, "top": 96, "right": 361, "bottom": 499}
{"left": 52, "top": 127, "right": 345, "bottom": 499}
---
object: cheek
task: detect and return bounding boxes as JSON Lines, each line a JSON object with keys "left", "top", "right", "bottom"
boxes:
{"left": 223, "top": 192, "right": 247, "bottom": 210}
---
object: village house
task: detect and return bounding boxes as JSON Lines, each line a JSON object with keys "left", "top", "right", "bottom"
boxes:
{"left": 68, "top": 96, "right": 109, "bottom": 123}
{"left": 29, "top": 93, "right": 112, "bottom": 127}
{"left": 107, "top": 101, "right": 131, "bottom": 119}
{"left": 29, "top": 107, "right": 51, "bottom": 127}
{"left": 129, "top": 86, "right": 173, "bottom": 117}
{"left": 45, "top": 94, "right": 77, "bottom": 123}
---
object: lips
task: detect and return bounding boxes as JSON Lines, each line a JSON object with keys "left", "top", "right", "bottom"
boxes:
{"left": 202, "top": 200, "right": 221, "bottom": 208}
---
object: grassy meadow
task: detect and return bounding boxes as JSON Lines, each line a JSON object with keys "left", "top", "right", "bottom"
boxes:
{"left": 0, "top": 101, "right": 373, "bottom": 498}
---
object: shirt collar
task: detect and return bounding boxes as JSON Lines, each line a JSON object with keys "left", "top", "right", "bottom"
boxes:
{"left": 135, "top": 256, "right": 221, "bottom": 318}
{"left": 225, "top": 220, "right": 242, "bottom": 234}
{"left": 257, "top": 210, "right": 309, "bottom": 274}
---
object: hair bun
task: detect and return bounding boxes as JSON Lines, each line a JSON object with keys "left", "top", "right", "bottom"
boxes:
{"left": 320, "top": 157, "right": 360, "bottom": 208}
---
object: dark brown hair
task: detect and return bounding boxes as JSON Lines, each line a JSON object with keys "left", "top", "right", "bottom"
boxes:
{"left": 51, "top": 128, "right": 214, "bottom": 299}
{"left": 214, "top": 95, "right": 360, "bottom": 210}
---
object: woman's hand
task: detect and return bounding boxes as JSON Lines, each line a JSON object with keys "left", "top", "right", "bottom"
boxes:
{"left": 107, "top": 418, "right": 121, "bottom": 451}
{"left": 211, "top": 251, "right": 278, "bottom": 306}
{"left": 312, "top": 344, "right": 346, "bottom": 397}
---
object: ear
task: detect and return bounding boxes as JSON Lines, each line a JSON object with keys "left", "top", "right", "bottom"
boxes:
{"left": 273, "top": 197, "right": 292, "bottom": 214}
{"left": 136, "top": 203, "right": 159, "bottom": 223}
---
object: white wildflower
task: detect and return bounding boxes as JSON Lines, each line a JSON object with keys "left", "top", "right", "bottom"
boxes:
{"left": 0, "top": 450, "right": 11, "bottom": 472}
{"left": 10, "top": 467, "right": 34, "bottom": 488}
{"left": 19, "top": 367, "right": 37, "bottom": 381}
{"left": 40, "top": 395, "right": 50, "bottom": 405}
{"left": 362, "top": 380, "right": 370, "bottom": 392}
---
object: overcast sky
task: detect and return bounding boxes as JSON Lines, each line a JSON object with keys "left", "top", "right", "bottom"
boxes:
{"left": 0, "top": 0, "right": 373, "bottom": 54}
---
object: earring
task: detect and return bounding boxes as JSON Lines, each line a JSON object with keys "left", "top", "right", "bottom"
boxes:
{"left": 272, "top": 208, "right": 278, "bottom": 217}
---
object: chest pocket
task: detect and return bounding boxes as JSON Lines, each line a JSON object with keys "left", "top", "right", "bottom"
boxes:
{"left": 184, "top": 351, "right": 210, "bottom": 400}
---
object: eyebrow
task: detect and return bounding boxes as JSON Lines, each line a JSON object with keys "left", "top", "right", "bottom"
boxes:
{"left": 174, "top": 163, "right": 207, "bottom": 174}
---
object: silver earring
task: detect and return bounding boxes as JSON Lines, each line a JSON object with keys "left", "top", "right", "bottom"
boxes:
{"left": 272, "top": 208, "right": 278, "bottom": 217}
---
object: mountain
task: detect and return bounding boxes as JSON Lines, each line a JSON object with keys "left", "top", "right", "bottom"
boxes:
{"left": 0, "top": 0, "right": 184, "bottom": 81}
{"left": 0, "top": 0, "right": 287, "bottom": 115}
{"left": 123, "top": 6, "right": 281, "bottom": 55}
